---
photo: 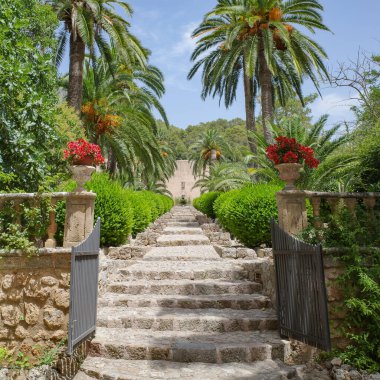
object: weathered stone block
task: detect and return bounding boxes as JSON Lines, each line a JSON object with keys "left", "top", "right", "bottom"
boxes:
{"left": 1, "top": 274, "right": 14, "bottom": 290}
{"left": 41, "top": 276, "right": 59, "bottom": 286}
{"left": 25, "top": 303, "right": 40, "bottom": 326}
{"left": 52, "top": 289, "right": 70, "bottom": 310}
{"left": 43, "top": 308, "right": 64, "bottom": 330}
{"left": 1, "top": 305, "right": 21, "bottom": 327}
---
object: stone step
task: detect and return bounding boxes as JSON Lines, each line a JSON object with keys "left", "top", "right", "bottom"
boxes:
{"left": 142, "top": 245, "right": 221, "bottom": 261}
{"left": 156, "top": 234, "right": 210, "bottom": 247}
{"left": 90, "top": 328, "right": 290, "bottom": 364}
{"left": 77, "top": 357, "right": 297, "bottom": 380}
{"left": 115, "top": 261, "right": 249, "bottom": 281}
{"left": 166, "top": 222, "right": 200, "bottom": 227}
{"left": 98, "top": 293, "right": 272, "bottom": 310}
{"left": 163, "top": 226, "right": 203, "bottom": 235}
{"left": 170, "top": 217, "right": 197, "bottom": 223}
{"left": 96, "top": 307, "right": 278, "bottom": 332}
{"left": 107, "top": 279, "right": 262, "bottom": 295}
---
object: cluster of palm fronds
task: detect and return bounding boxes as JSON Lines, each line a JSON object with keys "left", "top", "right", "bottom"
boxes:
{"left": 51, "top": 0, "right": 175, "bottom": 192}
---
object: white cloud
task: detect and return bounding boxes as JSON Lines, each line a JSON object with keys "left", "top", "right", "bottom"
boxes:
{"left": 172, "top": 22, "right": 198, "bottom": 56}
{"left": 311, "top": 92, "right": 357, "bottom": 124}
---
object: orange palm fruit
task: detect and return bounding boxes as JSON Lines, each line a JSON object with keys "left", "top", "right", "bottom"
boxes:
{"left": 269, "top": 7, "right": 282, "bottom": 21}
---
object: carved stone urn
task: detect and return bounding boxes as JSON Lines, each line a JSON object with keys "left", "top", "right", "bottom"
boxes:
{"left": 70, "top": 165, "right": 96, "bottom": 192}
{"left": 275, "top": 163, "right": 302, "bottom": 190}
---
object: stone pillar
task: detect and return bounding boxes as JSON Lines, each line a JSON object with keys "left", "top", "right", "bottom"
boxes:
{"left": 276, "top": 190, "right": 308, "bottom": 235}
{"left": 63, "top": 192, "right": 96, "bottom": 248}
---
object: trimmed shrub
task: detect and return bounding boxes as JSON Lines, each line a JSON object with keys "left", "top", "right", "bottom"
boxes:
{"left": 193, "top": 192, "right": 220, "bottom": 219}
{"left": 56, "top": 174, "right": 174, "bottom": 246}
{"left": 124, "top": 191, "right": 153, "bottom": 237}
{"left": 86, "top": 173, "right": 134, "bottom": 247}
{"left": 214, "top": 183, "right": 281, "bottom": 247}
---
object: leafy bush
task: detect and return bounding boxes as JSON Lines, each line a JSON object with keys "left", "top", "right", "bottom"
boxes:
{"left": 214, "top": 183, "right": 281, "bottom": 247}
{"left": 124, "top": 191, "right": 153, "bottom": 237}
{"left": 86, "top": 173, "right": 134, "bottom": 246}
{"left": 55, "top": 175, "right": 173, "bottom": 247}
{"left": 193, "top": 192, "right": 220, "bottom": 219}
{"left": 301, "top": 207, "right": 380, "bottom": 372}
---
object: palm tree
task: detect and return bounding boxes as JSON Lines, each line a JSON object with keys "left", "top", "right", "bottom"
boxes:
{"left": 51, "top": 0, "right": 147, "bottom": 111}
{"left": 195, "top": 162, "right": 252, "bottom": 192}
{"left": 246, "top": 115, "right": 355, "bottom": 190}
{"left": 190, "top": 129, "right": 231, "bottom": 175}
{"left": 190, "top": 0, "right": 329, "bottom": 144}
{"left": 81, "top": 53, "right": 170, "bottom": 181}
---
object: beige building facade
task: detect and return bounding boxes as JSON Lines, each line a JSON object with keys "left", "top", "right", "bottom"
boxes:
{"left": 166, "top": 160, "right": 202, "bottom": 202}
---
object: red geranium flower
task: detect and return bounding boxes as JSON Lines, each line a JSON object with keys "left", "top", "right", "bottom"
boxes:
{"left": 265, "top": 136, "right": 319, "bottom": 169}
{"left": 64, "top": 139, "right": 105, "bottom": 166}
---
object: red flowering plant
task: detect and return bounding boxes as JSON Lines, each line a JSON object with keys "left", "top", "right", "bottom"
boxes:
{"left": 266, "top": 136, "right": 319, "bottom": 168}
{"left": 64, "top": 138, "right": 105, "bottom": 166}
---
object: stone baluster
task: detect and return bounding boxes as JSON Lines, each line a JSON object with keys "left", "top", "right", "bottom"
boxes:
{"left": 363, "top": 197, "right": 376, "bottom": 220}
{"left": 310, "top": 197, "right": 322, "bottom": 229}
{"left": 344, "top": 198, "right": 357, "bottom": 218}
{"left": 14, "top": 199, "right": 22, "bottom": 225}
{"left": 45, "top": 198, "right": 58, "bottom": 248}
{"left": 326, "top": 197, "right": 339, "bottom": 214}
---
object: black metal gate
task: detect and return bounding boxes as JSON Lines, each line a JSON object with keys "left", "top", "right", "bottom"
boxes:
{"left": 67, "top": 218, "right": 101, "bottom": 354}
{"left": 271, "top": 219, "right": 331, "bottom": 351}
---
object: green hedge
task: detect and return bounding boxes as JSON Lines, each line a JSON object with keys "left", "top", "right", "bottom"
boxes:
{"left": 86, "top": 174, "right": 134, "bottom": 246}
{"left": 193, "top": 192, "right": 220, "bottom": 219}
{"left": 213, "top": 183, "right": 280, "bottom": 247}
{"left": 85, "top": 173, "right": 173, "bottom": 246}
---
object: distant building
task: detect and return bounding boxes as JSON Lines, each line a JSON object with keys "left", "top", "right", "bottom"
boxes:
{"left": 166, "top": 160, "right": 202, "bottom": 202}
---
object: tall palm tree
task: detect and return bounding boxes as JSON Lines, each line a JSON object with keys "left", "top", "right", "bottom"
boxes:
{"left": 81, "top": 53, "right": 170, "bottom": 181}
{"left": 190, "top": 0, "right": 329, "bottom": 144}
{"left": 190, "top": 129, "right": 231, "bottom": 175}
{"left": 51, "top": 0, "right": 147, "bottom": 111}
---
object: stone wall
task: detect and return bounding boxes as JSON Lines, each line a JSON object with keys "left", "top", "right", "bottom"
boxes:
{"left": 323, "top": 254, "right": 348, "bottom": 349}
{"left": 0, "top": 250, "right": 71, "bottom": 365}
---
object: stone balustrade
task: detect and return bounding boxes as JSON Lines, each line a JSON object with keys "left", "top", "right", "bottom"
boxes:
{"left": 0, "top": 190, "right": 96, "bottom": 250}
{"left": 276, "top": 189, "right": 380, "bottom": 235}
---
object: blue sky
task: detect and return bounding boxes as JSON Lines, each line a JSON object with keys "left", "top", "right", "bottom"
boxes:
{"left": 61, "top": 1, "right": 380, "bottom": 129}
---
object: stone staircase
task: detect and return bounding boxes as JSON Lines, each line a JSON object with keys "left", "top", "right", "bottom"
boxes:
{"left": 76, "top": 206, "right": 297, "bottom": 380}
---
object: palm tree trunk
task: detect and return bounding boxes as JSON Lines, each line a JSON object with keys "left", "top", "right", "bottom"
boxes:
{"left": 68, "top": 33, "right": 85, "bottom": 112}
{"left": 243, "top": 62, "right": 257, "bottom": 155}
{"left": 107, "top": 149, "right": 117, "bottom": 175}
{"left": 258, "top": 40, "right": 274, "bottom": 144}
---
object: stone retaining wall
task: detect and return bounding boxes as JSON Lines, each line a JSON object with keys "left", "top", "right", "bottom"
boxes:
{"left": 323, "top": 254, "right": 348, "bottom": 349}
{"left": 0, "top": 250, "right": 71, "bottom": 366}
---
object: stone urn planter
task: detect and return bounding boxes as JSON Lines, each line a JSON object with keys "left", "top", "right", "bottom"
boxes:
{"left": 70, "top": 165, "right": 96, "bottom": 191}
{"left": 275, "top": 163, "right": 302, "bottom": 190}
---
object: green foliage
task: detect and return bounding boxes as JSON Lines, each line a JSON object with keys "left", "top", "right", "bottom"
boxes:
{"left": 85, "top": 173, "right": 173, "bottom": 246}
{"left": 195, "top": 162, "right": 252, "bottom": 192}
{"left": 0, "top": 340, "right": 65, "bottom": 369}
{"left": 124, "top": 191, "right": 153, "bottom": 237}
{"left": 193, "top": 192, "right": 220, "bottom": 219}
{"left": 247, "top": 115, "right": 352, "bottom": 190}
{"left": 301, "top": 207, "right": 380, "bottom": 372}
{"left": 0, "top": 197, "right": 51, "bottom": 254}
{"left": 0, "top": 0, "right": 64, "bottom": 191}
{"left": 86, "top": 173, "right": 134, "bottom": 246}
{"left": 214, "top": 183, "right": 281, "bottom": 247}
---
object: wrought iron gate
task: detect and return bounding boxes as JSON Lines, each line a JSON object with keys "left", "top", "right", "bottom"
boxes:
{"left": 67, "top": 218, "right": 101, "bottom": 354}
{"left": 271, "top": 219, "right": 331, "bottom": 351}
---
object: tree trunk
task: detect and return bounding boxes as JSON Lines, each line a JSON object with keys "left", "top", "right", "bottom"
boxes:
{"left": 68, "top": 33, "right": 85, "bottom": 112}
{"left": 258, "top": 40, "right": 274, "bottom": 144}
{"left": 243, "top": 61, "right": 257, "bottom": 155}
{"left": 107, "top": 149, "right": 117, "bottom": 175}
